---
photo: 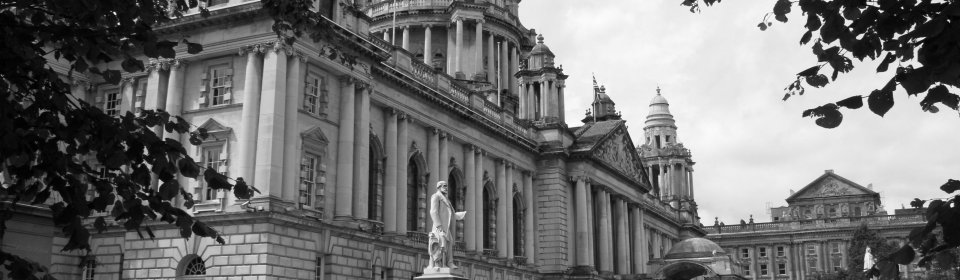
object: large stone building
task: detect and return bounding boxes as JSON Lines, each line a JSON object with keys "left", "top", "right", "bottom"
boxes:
{"left": 705, "top": 170, "right": 927, "bottom": 280}
{"left": 14, "top": 0, "right": 709, "bottom": 279}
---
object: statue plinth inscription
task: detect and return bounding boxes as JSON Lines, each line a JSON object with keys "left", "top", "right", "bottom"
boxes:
{"left": 415, "top": 181, "right": 467, "bottom": 280}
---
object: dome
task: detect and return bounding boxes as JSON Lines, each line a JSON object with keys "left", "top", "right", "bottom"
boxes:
{"left": 530, "top": 34, "right": 554, "bottom": 56}
{"left": 663, "top": 238, "right": 725, "bottom": 260}
{"left": 650, "top": 93, "right": 669, "bottom": 106}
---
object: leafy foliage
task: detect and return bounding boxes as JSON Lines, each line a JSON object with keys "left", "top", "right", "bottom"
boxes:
{"left": 0, "top": 0, "right": 311, "bottom": 278}
{"left": 845, "top": 224, "right": 898, "bottom": 280}
{"left": 682, "top": 0, "right": 960, "bottom": 128}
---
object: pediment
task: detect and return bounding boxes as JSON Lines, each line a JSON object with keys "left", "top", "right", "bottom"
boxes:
{"left": 590, "top": 125, "right": 647, "bottom": 184}
{"left": 787, "top": 172, "right": 877, "bottom": 202}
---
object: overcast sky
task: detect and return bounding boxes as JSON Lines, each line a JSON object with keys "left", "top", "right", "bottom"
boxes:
{"left": 518, "top": 0, "right": 960, "bottom": 224}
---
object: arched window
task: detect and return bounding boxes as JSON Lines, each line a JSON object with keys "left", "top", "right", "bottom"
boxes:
{"left": 177, "top": 254, "right": 206, "bottom": 277}
{"left": 482, "top": 180, "right": 497, "bottom": 252}
{"left": 448, "top": 168, "right": 465, "bottom": 242}
{"left": 512, "top": 190, "right": 524, "bottom": 258}
{"left": 368, "top": 134, "right": 385, "bottom": 221}
{"left": 407, "top": 152, "right": 427, "bottom": 232}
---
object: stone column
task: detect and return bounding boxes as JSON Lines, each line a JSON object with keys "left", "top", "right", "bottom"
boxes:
{"left": 486, "top": 33, "right": 496, "bottom": 83}
{"left": 352, "top": 83, "right": 371, "bottom": 219}
{"left": 401, "top": 26, "right": 410, "bottom": 51}
{"left": 616, "top": 198, "right": 629, "bottom": 274}
{"left": 384, "top": 109, "right": 399, "bottom": 233}
{"left": 633, "top": 206, "right": 646, "bottom": 273}
{"left": 528, "top": 83, "right": 536, "bottom": 119}
{"left": 254, "top": 46, "right": 289, "bottom": 199}
{"left": 464, "top": 144, "right": 476, "bottom": 251}
{"left": 446, "top": 24, "right": 454, "bottom": 75}
{"left": 538, "top": 81, "right": 546, "bottom": 118}
{"left": 689, "top": 169, "right": 695, "bottom": 200}
{"left": 237, "top": 49, "right": 263, "bottom": 189}
{"left": 439, "top": 132, "right": 448, "bottom": 183}
{"left": 523, "top": 171, "right": 534, "bottom": 264}
{"left": 474, "top": 149, "right": 485, "bottom": 251}
{"left": 574, "top": 177, "right": 590, "bottom": 266}
{"left": 499, "top": 40, "right": 509, "bottom": 94}
{"left": 505, "top": 163, "right": 514, "bottom": 259}
{"left": 427, "top": 128, "right": 440, "bottom": 228}
{"left": 281, "top": 55, "right": 304, "bottom": 203}
{"left": 509, "top": 44, "right": 518, "bottom": 95}
{"left": 396, "top": 113, "right": 410, "bottom": 233}
{"left": 586, "top": 183, "right": 595, "bottom": 268}
{"left": 558, "top": 83, "right": 566, "bottom": 121}
{"left": 163, "top": 60, "right": 185, "bottom": 139}
{"left": 335, "top": 76, "right": 356, "bottom": 218}
{"left": 598, "top": 189, "right": 612, "bottom": 272}
{"left": 454, "top": 17, "right": 464, "bottom": 77}
{"left": 517, "top": 81, "right": 526, "bottom": 118}
{"left": 474, "top": 19, "right": 484, "bottom": 78}
{"left": 142, "top": 61, "right": 167, "bottom": 111}
{"left": 423, "top": 25, "right": 432, "bottom": 64}
{"left": 496, "top": 159, "right": 507, "bottom": 258}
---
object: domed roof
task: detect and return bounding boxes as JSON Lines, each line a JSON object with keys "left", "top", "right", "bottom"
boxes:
{"left": 650, "top": 93, "right": 669, "bottom": 106}
{"left": 663, "top": 238, "right": 725, "bottom": 260}
{"left": 530, "top": 34, "right": 554, "bottom": 56}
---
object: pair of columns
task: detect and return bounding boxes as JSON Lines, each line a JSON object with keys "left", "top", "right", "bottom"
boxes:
{"left": 518, "top": 80, "right": 564, "bottom": 120}
{"left": 649, "top": 162, "right": 694, "bottom": 202}
{"left": 492, "top": 159, "right": 534, "bottom": 263}
{"left": 573, "top": 177, "right": 650, "bottom": 274}
{"left": 333, "top": 75, "right": 374, "bottom": 219}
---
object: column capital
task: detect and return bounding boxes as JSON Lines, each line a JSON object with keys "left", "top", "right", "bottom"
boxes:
{"left": 270, "top": 40, "right": 295, "bottom": 54}
{"left": 386, "top": 107, "right": 398, "bottom": 116}
{"left": 452, "top": 16, "right": 465, "bottom": 23}
{"left": 238, "top": 42, "right": 268, "bottom": 56}
{"left": 475, "top": 18, "right": 485, "bottom": 24}
{"left": 439, "top": 131, "right": 448, "bottom": 139}
{"left": 356, "top": 80, "right": 373, "bottom": 90}
{"left": 167, "top": 58, "right": 187, "bottom": 70}
{"left": 120, "top": 77, "right": 135, "bottom": 87}
{"left": 430, "top": 126, "right": 440, "bottom": 135}
{"left": 338, "top": 75, "right": 359, "bottom": 86}
{"left": 505, "top": 162, "right": 513, "bottom": 169}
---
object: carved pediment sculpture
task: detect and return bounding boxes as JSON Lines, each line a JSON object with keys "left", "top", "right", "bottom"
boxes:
{"left": 591, "top": 127, "right": 645, "bottom": 184}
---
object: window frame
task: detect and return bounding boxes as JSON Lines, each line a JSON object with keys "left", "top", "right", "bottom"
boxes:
{"left": 777, "top": 246, "right": 786, "bottom": 257}
{"left": 199, "top": 59, "right": 233, "bottom": 108}
{"left": 778, "top": 263, "right": 787, "bottom": 275}
{"left": 759, "top": 247, "right": 767, "bottom": 257}
{"left": 760, "top": 264, "right": 768, "bottom": 276}
{"left": 303, "top": 72, "right": 328, "bottom": 116}
{"left": 102, "top": 88, "right": 122, "bottom": 116}
{"left": 81, "top": 257, "right": 96, "bottom": 280}
{"left": 197, "top": 143, "right": 226, "bottom": 202}
{"left": 741, "top": 248, "right": 750, "bottom": 258}
{"left": 300, "top": 127, "right": 329, "bottom": 216}
{"left": 134, "top": 77, "right": 148, "bottom": 114}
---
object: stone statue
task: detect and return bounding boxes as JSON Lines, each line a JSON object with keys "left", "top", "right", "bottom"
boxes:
{"left": 426, "top": 181, "right": 466, "bottom": 273}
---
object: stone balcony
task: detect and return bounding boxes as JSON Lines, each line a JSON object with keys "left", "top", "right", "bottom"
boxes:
{"left": 364, "top": 0, "right": 519, "bottom": 26}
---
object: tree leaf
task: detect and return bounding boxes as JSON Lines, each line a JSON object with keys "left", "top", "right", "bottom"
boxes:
{"left": 836, "top": 95, "right": 863, "bottom": 109}
{"left": 805, "top": 13, "right": 821, "bottom": 31}
{"left": 233, "top": 177, "right": 252, "bottom": 200}
{"left": 867, "top": 88, "right": 894, "bottom": 117}
{"left": 158, "top": 180, "right": 179, "bottom": 200}
{"left": 876, "top": 53, "right": 895, "bottom": 73}
{"left": 940, "top": 179, "right": 960, "bottom": 193}
{"left": 178, "top": 157, "right": 200, "bottom": 179}
{"left": 203, "top": 167, "right": 231, "bottom": 190}
{"left": 799, "top": 30, "right": 813, "bottom": 45}
{"left": 185, "top": 42, "right": 203, "bottom": 54}
{"left": 102, "top": 70, "right": 122, "bottom": 85}
{"left": 890, "top": 245, "right": 916, "bottom": 265}
{"left": 797, "top": 65, "right": 821, "bottom": 76}
{"left": 121, "top": 57, "right": 145, "bottom": 73}
{"left": 773, "top": 0, "right": 791, "bottom": 22}
{"left": 921, "top": 85, "right": 960, "bottom": 112}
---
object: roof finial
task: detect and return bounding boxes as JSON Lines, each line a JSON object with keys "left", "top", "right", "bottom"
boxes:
{"left": 537, "top": 34, "right": 544, "bottom": 44}
{"left": 656, "top": 85, "right": 661, "bottom": 95}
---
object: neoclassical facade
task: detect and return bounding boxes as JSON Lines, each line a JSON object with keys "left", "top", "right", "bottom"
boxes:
{"left": 705, "top": 170, "right": 927, "bottom": 280}
{"left": 22, "top": 0, "right": 705, "bottom": 279}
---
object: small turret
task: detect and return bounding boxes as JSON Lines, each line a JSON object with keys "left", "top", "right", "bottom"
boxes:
{"left": 583, "top": 75, "right": 620, "bottom": 123}
{"left": 515, "top": 34, "right": 567, "bottom": 123}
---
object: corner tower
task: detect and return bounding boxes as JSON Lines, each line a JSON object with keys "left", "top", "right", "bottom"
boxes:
{"left": 516, "top": 34, "right": 567, "bottom": 123}
{"left": 638, "top": 88, "right": 697, "bottom": 218}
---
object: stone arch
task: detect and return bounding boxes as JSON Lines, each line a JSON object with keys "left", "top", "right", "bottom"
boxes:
{"left": 369, "top": 131, "right": 386, "bottom": 221}
{"left": 512, "top": 186, "right": 525, "bottom": 257}
{"left": 406, "top": 143, "right": 428, "bottom": 232}
{"left": 481, "top": 175, "right": 497, "bottom": 251}
{"left": 656, "top": 261, "right": 718, "bottom": 280}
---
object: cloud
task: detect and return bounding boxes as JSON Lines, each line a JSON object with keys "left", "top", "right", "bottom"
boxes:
{"left": 519, "top": 0, "right": 960, "bottom": 223}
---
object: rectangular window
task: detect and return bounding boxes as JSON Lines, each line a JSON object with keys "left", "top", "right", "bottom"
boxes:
{"left": 104, "top": 89, "right": 121, "bottom": 116}
{"left": 760, "top": 264, "right": 768, "bottom": 276}
{"left": 315, "top": 256, "right": 323, "bottom": 280}
{"left": 208, "top": 66, "right": 232, "bottom": 106}
{"left": 741, "top": 248, "right": 750, "bottom": 258}
{"left": 198, "top": 145, "right": 225, "bottom": 201}
{"left": 831, "top": 243, "right": 841, "bottom": 254}
{"left": 807, "top": 244, "right": 817, "bottom": 255}
{"left": 82, "top": 258, "right": 96, "bottom": 280}
{"left": 300, "top": 153, "right": 321, "bottom": 207}
{"left": 778, "top": 263, "right": 787, "bottom": 275}
{"left": 759, "top": 247, "right": 767, "bottom": 257}
{"left": 744, "top": 265, "right": 751, "bottom": 276}
{"left": 304, "top": 74, "right": 323, "bottom": 114}
{"left": 135, "top": 78, "right": 147, "bottom": 114}
{"left": 777, "top": 246, "right": 785, "bottom": 257}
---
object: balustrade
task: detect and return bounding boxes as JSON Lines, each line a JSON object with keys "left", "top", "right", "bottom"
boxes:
{"left": 704, "top": 214, "right": 926, "bottom": 234}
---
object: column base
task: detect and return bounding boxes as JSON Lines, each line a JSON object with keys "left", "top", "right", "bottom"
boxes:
{"left": 455, "top": 71, "right": 466, "bottom": 79}
{"left": 568, "top": 265, "right": 597, "bottom": 276}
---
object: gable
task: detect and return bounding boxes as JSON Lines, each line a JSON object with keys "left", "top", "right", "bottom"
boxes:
{"left": 590, "top": 125, "right": 647, "bottom": 184}
{"left": 787, "top": 173, "right": 877, "bottom": 202}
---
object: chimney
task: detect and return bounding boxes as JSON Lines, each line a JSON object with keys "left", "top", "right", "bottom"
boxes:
{"left": 825, "top": 169, "right": 834, "bottom": 174}
{"left": 868, "top": 183, "right": 873, "bottom": 190}
{"left": 789, "top": 189, "right": 795, "bottom": 195}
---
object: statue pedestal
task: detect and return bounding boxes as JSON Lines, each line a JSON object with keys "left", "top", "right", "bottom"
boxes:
{"left": 415, "top": 267, "right": 467, "bottom": 280}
